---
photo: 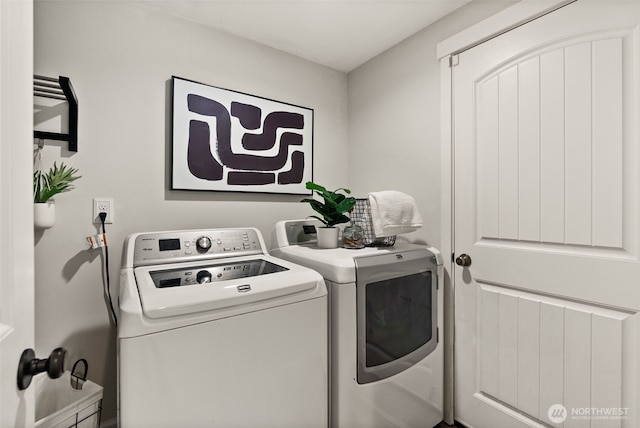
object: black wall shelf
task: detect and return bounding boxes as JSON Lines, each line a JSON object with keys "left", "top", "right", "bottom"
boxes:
{"left": 34, "top": 75, "right": 78, "bottom": 152}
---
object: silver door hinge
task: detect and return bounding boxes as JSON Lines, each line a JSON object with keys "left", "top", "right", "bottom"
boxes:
{"left": 449, "top": 55, "right": 459, "bottom": 67}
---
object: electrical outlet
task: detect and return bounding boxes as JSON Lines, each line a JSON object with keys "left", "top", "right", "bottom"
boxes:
{"left": 93, "top": 198, "right": 114, "bottom": 224}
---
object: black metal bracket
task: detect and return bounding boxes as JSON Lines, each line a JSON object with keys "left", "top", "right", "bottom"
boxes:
{"left": 33, "top": 75, "right": 78, "bottom": 152}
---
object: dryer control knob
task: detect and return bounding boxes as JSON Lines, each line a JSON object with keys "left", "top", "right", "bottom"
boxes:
{"left": 196, "top": 236, "right": 212, "bottom": 253}
{"left": 196, "top": 270, "right": 212, "bottom": 284}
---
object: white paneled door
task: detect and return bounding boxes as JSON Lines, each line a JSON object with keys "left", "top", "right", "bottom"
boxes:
{"left": 454, "top": 1, "right": 640, "bottom": 427}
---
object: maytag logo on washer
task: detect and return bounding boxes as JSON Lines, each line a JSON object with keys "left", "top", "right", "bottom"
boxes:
{"left": 548, "top": 404, "right": 568, "bottom": 423}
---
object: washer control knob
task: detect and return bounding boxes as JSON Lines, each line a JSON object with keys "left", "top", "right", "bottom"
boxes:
{"left": 196, "top": 270, "right": 212, "bottom": 284}
{"left": 196, "top": 236, "right": 212, "bottom": 253}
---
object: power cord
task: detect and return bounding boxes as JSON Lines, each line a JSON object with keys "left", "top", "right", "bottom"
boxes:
{"left": 99, "top": 212, "right": 118, "bottom": 326}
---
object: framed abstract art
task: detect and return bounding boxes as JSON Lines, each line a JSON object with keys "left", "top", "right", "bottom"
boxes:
{"left": 172, "top": 76, "right": 313, "bottom": 194}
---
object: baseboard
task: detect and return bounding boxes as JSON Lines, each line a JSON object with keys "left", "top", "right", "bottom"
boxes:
{"left": 100, "top": 416, "right": 117, "bottom": 428}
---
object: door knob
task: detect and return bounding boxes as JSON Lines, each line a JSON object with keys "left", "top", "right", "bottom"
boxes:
{"left": 17, "top": 347, "right": 66, "bottom": 390}
{"left": 455, "top": 253, "right": 472, "bottom": 267}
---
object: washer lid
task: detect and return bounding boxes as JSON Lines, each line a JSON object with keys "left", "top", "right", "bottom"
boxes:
{"left": 133, "top": 255, "right": 323, "bottom": 319}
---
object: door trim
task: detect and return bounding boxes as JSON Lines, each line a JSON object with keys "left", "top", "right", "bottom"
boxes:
{"left": 437, "top": 0, "right": 575, "bottom": 59}
{"left": 0, "top": 0, "right": 35, "bottom": 425}
{"left": 438, "top": 1, "right": 583, "bottom": 424}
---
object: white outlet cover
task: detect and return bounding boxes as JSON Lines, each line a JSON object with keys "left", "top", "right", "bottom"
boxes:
{"left": 93, "top": 197, "right": 114, "bottom": 224}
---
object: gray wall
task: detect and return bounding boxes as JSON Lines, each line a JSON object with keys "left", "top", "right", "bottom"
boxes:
{"left": 348, "top": 1, "right": 516, "bottom": 248}
{"left": 34, "top": 0, "right": 513, "bottom": 423}
{"left": 34, "top": 1, "right": 347, "bottom": 422}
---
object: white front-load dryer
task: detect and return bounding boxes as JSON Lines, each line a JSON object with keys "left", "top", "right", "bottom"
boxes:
{"left": 271, "top": 220, "right": 444, "bottom": 428}
{"left": 118, "top": 227, "right": 328, "bottom": 428}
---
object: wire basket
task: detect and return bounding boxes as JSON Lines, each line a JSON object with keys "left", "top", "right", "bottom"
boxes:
{"left": 349, "top": 199, "right": 396, "bottom": 247}
{"left": 35, "top": 371, "right": 103, "bottom": 428}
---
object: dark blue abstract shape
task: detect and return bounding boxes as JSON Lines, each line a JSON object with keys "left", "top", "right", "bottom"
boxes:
{"left": 187, "top": 94, "right": 305, "bottom": 172}
{"left": 278, "top": 151, "right": 305, "bottom": 185}
{"left": 231, "top": 102, "right": 262, "bottom": 130}
{"left": 187, "top": 120, "right": 223, "bottom": 181}
{"left": 228, "top": 171, "right": 275, "bottom": 185}
{"left": 242, "top": 111, "right": 304, "bottom": 150}
{"left": 280, "top": 132, "right": 303, "bottom": 147}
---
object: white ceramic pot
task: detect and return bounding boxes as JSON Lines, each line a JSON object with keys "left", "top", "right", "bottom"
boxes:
{"left": 34, "top": 201, "right": 55, "bottom": 229}
{"left": 317, "top": 226, "right": 339, "bottom": 249}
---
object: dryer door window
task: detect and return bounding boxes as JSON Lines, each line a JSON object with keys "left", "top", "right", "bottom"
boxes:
{"left": 355, "top": 251, "right": 438, "bottom": 384}
{"left": 364, "top": 271, "right": 432, "bottom": 367}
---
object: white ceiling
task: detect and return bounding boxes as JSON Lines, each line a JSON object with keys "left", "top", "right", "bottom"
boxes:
{"left": 136, "top": 0, "right": 471, "bottom": 72}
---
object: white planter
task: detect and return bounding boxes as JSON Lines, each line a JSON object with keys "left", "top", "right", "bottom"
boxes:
{"left": 317, "top": 227, "right": 339, "bottom": 249}
{"left": 34, "top": 201, "right": 55, "bottom": 229}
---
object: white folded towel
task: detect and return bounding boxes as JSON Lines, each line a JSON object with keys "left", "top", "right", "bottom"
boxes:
{"left": 368, "top": 191, "right": 423, "bottom": 237}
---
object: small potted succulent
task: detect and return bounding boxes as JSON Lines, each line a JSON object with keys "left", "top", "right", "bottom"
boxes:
{"left": 300, "top": 181, "right": 356, "bottom": 248}
{"left": 33, "top": 162, "right": 81, "bottom": 229}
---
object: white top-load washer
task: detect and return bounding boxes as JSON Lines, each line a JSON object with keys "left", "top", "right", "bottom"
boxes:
{"left": 118, "top": 227, "right": 328, "bottom": 428}
{"left": 271, "top": 219, "right": 444, "bottom": 428}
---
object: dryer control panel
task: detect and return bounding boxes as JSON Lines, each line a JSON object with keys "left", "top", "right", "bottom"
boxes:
{"left": 132, "top": 228, "right": 263, "bottom": 267}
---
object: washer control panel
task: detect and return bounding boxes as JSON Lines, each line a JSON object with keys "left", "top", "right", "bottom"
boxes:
{"left": 133, "top": 229, "right": 263, "bottom": 267}
{"left": 148, "top": 258, "right": 288, "bottom": 289}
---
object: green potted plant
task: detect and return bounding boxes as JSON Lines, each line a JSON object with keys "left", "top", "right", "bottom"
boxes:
{"left": 300, "top": 181, "right": 356, "bottom": 248}
{"left": 33, "top": 162, "right": 81, "bottom": 229}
